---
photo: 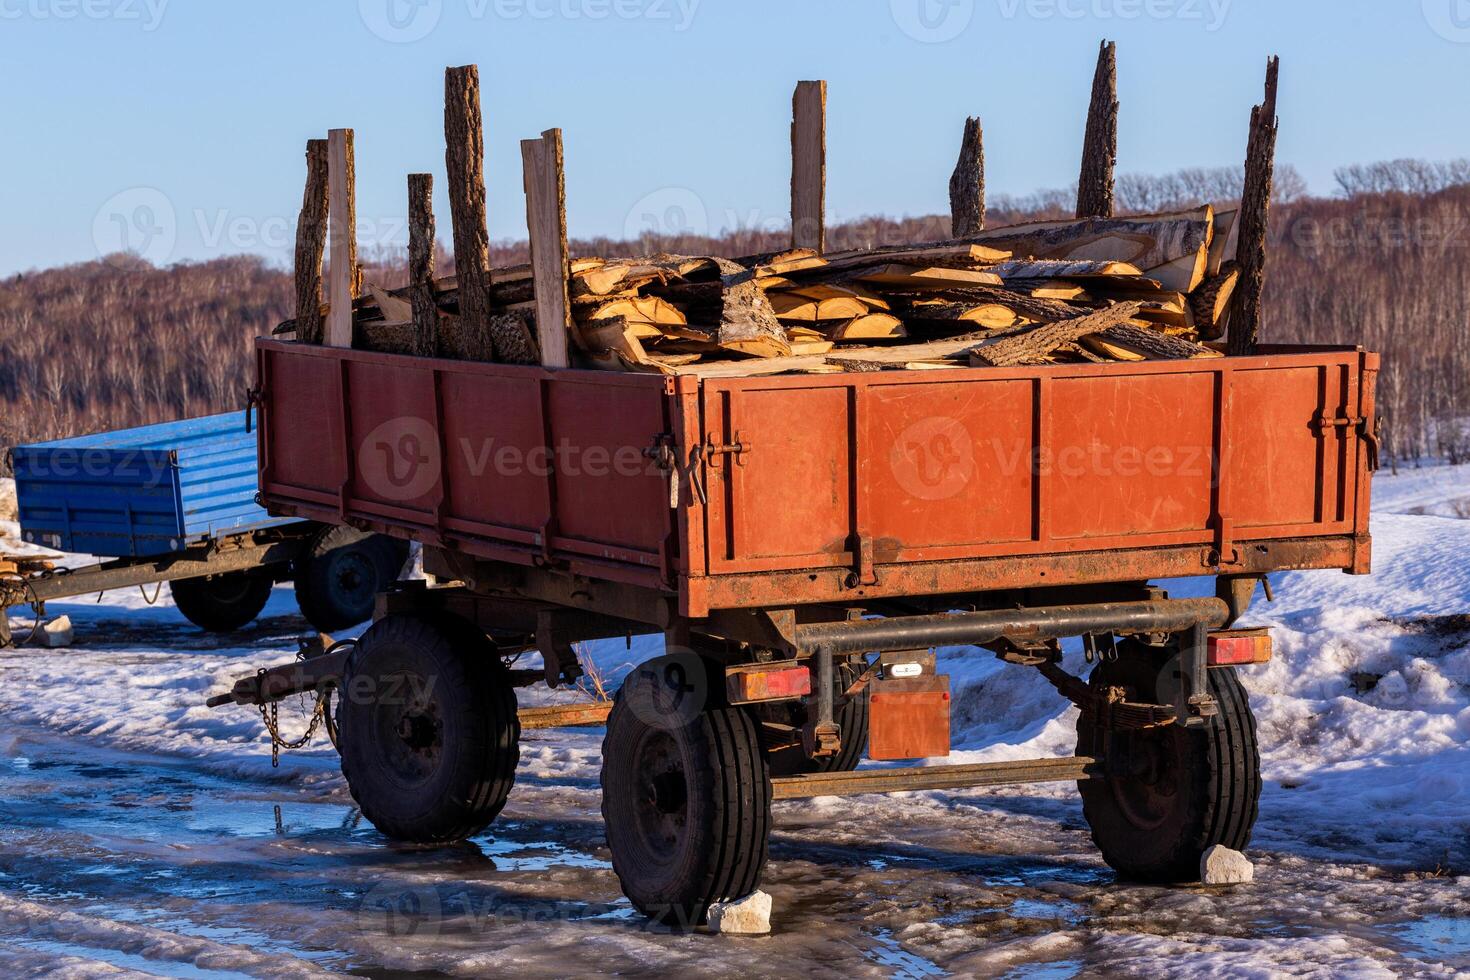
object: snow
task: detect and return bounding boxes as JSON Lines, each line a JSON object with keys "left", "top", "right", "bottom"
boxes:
{"left": 1, "top": 468, "right": 1469, "bottom": 975}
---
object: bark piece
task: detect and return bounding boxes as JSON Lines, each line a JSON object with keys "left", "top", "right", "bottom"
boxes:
{"left": 407, "top": 173, "right": 438, "bottom": 358}
{"left": 1191, "top": 263, "right": 1241, "bottom": 341}
{"left": 1091, "top": 321, "right": 1220, "bottom": 360}
{"left": 1229, "top": 56, "right": 1279, "bottom": 356}
{"left": 1077, "top": 39, "right": 1119, "bottom": 219}
{"left": 445, "top": 65, "right": 497, "bottom": 359}
{"left": 968, "top": 301, "right": 1143, "bottom": 367}
{"left": 949, "top": 116, "right": 986, "bottom": 237}
{"left": 293, "top": 139, "right": 329, "bottom": 345}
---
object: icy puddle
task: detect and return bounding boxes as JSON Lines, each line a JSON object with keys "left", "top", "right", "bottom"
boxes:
{"left": 0, "top": 726, "right": 1463, "bottom": 978}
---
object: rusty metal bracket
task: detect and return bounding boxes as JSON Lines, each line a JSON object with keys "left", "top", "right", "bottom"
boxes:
{"left": 1175, "top": 621, "right": 1218, "bottom": 727}
{"left": 846, "top": 534, "right": 880, "bottom": 589}
{"left": 809, "top": 645, "right": 841, "bottom": 757}
{"left": 536, "top": 609, "right": 585, "bottom": 689}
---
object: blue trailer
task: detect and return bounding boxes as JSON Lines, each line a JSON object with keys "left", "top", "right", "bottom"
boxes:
{"left": 3, "top": 413, "right": 408, "bottom": 643}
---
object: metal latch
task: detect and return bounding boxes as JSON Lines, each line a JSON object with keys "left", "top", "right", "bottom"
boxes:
{"left": 244, "top": 386, "right": 263, "bottom": 433}
{"left": 1310, "top": 412, "right": 1381, "bottom": 473}
{"left": 645, "top": 434, "right": 714, "bottom": 508}
{"left": 703, "top": 433, "right": 751, "bottom": 467}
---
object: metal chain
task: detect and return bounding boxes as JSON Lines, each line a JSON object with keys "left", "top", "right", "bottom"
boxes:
{"left": 258, "top": 670, "right": 328, "bottom": 768}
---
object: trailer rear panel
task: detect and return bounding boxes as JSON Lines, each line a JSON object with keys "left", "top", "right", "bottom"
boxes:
{"left": 14, "top": 412, "right": 294, "bottom": 557}
{"left": 255, "top": 340, "right": 1377, "bottom": 617}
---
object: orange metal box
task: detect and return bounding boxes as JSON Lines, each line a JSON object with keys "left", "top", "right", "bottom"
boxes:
{"left": 256, "top": 341, "right": 1377, "bottom": 618}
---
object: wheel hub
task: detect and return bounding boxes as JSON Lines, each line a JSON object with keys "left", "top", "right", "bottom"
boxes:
{"left": 631, "top": 732, "right": 688, "bottom": 859}
{"left": 1112, "top": 732, "right": 1180, "bottom": 830}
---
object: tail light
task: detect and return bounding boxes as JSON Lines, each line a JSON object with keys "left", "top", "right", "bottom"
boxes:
{"left": 726, "top": 663, "right": 811, "bottom": 704}
{"left": 1207, "top": 628, "right": 1272, "bottom": 666}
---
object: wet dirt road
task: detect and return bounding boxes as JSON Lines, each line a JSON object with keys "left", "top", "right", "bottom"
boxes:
{"left": 1, "top": 720, "right": 1466, "bottom": 979}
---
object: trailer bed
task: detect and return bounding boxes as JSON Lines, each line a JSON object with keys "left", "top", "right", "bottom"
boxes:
{"left": 256, "top": 340, "right": 1377, "bottom": 618}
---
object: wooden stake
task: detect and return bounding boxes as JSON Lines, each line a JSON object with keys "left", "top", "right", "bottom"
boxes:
{"left": 791, "top": 80, "right": 827, "bottom": 252}
{"left": 407, "top": 173, "right": 437, "bottom": 358}
{"left": 293, "top": 139, "right": 328, "bottom": 344}
{"left": 949, "top": 116, "right": 985, "bottom": 238}
{"left": 326, "top": 128, "right": 356, "bottom": 348}
{"left": 1228, "top": 56, "right": 1279, "bottom": 357}
{"left": 1076, "top": 40, "right": 1118, "bottom": 219}
{"left": 521, "top": 128, "right": 571, "bottom": 369}
{"left": 444, "top": 65, "right": 495, "bottom": 359}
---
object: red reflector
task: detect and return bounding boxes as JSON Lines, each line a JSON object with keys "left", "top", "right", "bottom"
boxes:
{"left": 726, "top": 665, "right": 811, "bottom": 704}
{"left": 1207, "top": 629, "right": 1272, "bottom": 667}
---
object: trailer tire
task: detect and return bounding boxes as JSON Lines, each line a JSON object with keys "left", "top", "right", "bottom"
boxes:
{"left": 601, "top": 657, "right": 771, "bottom": 928}
{"left": 1076, "top": 641, "right": 1261, "bottom": 883}
{"left": 338, "top": 612, "right": 519, "bottom": 844}
{"left": 760, "top": 659, "right": 869, "bottom": 776}
{"left": 294, "top": 526, "right": 410, "bottom": 633}
{"left": 170, "top": 572, "right": 274, "bottom": 633}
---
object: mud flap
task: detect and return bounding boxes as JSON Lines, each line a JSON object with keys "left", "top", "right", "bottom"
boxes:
{"left": 867, "top": 674, "right": 951, "bottom": 761}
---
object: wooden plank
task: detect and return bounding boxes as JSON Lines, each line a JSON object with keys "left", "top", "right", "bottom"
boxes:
{"left": 293, "top": 139, "right": 329, "bottom": 344}
{"left": 949, "top": 115, "right": 985, "bottom": 237}
{"left": 407, "top": 172, "right": 438, "bottom": 358}
{"left": 972, "top": 207, "right": 1212, "bottom": 291}
{"left": 521, "top": 128, "right": 571, "bottom": 368}
{"left": 325, "top": 128, "right": 356, "bottom": 348}
{"left": 444, "top": 65, "right": 495, "bottom": 359}
{"left": 791, "top": 79, "right": 827, "bottom": 252}
{"left": 1076, "top": 39, "right": 1118, "bottom": 219}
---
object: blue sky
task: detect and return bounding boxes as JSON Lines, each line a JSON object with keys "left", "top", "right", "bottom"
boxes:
{"left": 2, "top": 0, "right": 1468, "bottom": 274}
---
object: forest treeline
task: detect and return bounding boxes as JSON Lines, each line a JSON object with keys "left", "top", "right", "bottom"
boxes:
{"left": 2, "top": 159, "right": 1467, "bottom": 472}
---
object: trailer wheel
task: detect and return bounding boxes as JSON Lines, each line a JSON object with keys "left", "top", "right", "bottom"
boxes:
{"left": 760, "top": 659, "right": 869, "bottom": 776}
{"left": 601, "top": 657, "right": 771, "bottom": 928}
{"left": 170, "top": 572, "right": 273, "bottom": 633}
{"left": 294, "top": 526, "right": 410, "bottom": 633}
{"left": 337, "top": 612, "right": 519, "bottom": 844}
{"left": 1077, "top": 641, "right": 1261, "bottom": 883}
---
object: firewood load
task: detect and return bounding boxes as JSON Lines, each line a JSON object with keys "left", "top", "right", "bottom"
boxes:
{"left": 275, "top": 205, "right": 1234, "bottom": 376}
{"left": 278, "top": 47, "right": 1277, "bottom": 378}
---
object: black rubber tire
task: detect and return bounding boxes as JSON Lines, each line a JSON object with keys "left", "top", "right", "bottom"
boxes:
{"left": 1077, "top": 641, "right": 1261, "bottom": 883}
{"left": 601, "top": 656, "right": 771, "bottom": 928}
{"left": 170, "top": 572, "right": 273, "bottom": 633}
{"left": 760, "top": 659, "right": 869, "bottom": 777}
{"left": 294, "top": 526, "right": 410, "bottom": 633}
{"left": 338, "top": 612, "right": 519, "bottom": 844}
